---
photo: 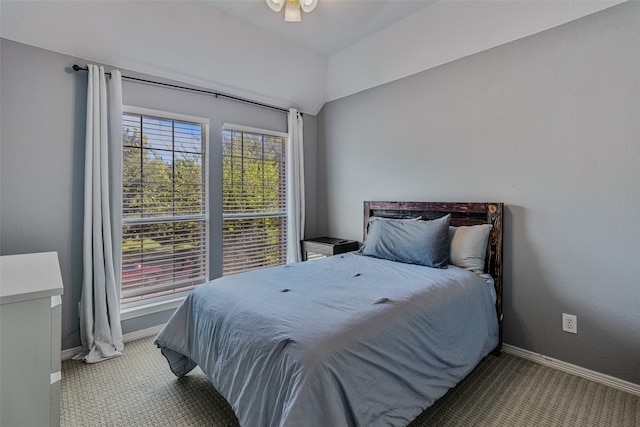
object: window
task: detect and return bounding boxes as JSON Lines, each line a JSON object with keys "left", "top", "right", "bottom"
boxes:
{"left": 222, "top": 125, "right": 287, "bottom": 275}
{"left": 120, "top": 107, "right": 209, "bottom": 303}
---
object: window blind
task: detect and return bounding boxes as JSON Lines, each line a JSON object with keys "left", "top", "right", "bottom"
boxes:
{"left": 121, "top": 111, "right": 209, "bottom": 302}
{"left": 222, "top": 128, "right": 287, "bottom": 275}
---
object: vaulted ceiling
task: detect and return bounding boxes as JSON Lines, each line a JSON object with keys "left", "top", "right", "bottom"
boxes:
{"left": 0, "top": 1, "right": 624, "bottom": 114}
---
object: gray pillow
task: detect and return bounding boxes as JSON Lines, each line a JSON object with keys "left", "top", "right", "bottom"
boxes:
{"left": 361, "top": 214, "right": 451, "bottom": 268}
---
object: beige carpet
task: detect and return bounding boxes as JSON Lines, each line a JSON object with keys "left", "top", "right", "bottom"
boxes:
{"left": 61, "top": 336, "right": 639, "bottom": 426}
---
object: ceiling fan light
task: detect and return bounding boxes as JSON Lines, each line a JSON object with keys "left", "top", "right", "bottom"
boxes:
{"left": 266, "top": 0, "right": 285, "bottom": 13}
{"left": 284, "top": 1, "right": 301, "bottom": 22}
{"left": 299, "top": 0, "right": 317, "bottom": 13}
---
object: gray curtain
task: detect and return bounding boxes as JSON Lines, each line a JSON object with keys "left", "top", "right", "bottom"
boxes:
{"left": 73, "top": 64, "right": 124, "bottom": 363}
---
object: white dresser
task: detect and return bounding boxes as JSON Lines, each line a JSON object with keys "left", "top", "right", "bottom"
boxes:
{"left": 1, "top": 252, "right": 64, "bottom": 427}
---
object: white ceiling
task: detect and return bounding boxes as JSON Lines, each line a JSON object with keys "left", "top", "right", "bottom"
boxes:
{"left": 209, "top": 0, "right": 437, "bottom": 55}
{"left": 0, "top": 1, "right": 625, "bottom": 114}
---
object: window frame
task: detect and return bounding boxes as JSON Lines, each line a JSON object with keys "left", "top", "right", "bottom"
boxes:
{"left": 221, "top": 123, "right": 288, "bottom": 275}
{"left": 118, "top": 105, "right": 210, "bottom": 312}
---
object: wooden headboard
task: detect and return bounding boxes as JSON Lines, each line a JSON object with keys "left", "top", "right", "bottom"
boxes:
{"left": 363, "top": 201, "right": 504, "bottom": 354}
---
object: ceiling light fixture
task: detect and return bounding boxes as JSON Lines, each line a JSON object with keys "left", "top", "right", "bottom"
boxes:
{"left": 266, "top": 0, "right": 318, "bottom": 22}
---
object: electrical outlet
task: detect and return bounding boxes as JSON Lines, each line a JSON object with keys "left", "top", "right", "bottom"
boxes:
{"left": 562, "top": 313, "right": 577, "bottom": 334}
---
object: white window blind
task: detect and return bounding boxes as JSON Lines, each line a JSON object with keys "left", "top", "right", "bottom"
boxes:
{"left": 222, "top": 127, "right": 287, "bottom": 275}
{"left": 121, "top": 109, "right": 209, "bottom": 302}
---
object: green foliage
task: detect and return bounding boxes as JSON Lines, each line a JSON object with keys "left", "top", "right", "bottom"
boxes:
{"left": 121, "top": 121, "right": 288, "bottom": 280}
{"left": 222, "top": 131, "right": 284, "bottom": 214}
{"left": 222, "top": 131, "right": 287, "bottom": 273}
{"left": 121, "top": 119, "right": 206, "bottom": 275}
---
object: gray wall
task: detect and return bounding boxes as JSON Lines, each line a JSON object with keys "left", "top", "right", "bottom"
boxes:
{"left": 0, "top": 39, "right": 317, "bottom": 349}
{"left": 317, "top": 2, "right": 640, "bottom": 384}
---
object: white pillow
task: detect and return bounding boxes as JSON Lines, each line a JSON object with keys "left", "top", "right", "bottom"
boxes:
{"left": 449, "top": 224, "right": 493, "bottom": 273}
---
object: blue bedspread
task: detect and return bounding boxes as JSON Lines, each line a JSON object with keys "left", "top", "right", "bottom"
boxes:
{"left": 155, "top": 253, "right": 498, "bottom": 426}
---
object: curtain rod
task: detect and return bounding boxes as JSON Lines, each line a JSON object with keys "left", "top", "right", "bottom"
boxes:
{"left": 72, "top": 65, "right": 289, "bottom": 114}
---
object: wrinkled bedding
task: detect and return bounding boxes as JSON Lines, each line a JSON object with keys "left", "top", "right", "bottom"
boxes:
{"left": 154, "top": 253, "right": 498, "bottom": 426}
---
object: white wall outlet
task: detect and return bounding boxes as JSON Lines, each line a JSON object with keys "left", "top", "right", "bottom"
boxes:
{"left": 562, "top": 313, "right": 577, "bottom": 334}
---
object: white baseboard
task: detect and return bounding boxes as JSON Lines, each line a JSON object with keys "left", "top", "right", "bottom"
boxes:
{"left": 503, "top": 344, "right": 640, "bottom": 397}
{"left": 61, "top": 324, "right": 164, "bottom": 361}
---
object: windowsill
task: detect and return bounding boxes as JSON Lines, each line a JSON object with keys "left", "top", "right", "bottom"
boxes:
{"left": 120, "top": 292, "right": 188, "bottom": 321}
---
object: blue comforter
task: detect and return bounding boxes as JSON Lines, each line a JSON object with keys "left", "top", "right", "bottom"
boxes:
{"left": 155, "top": 253, "right": 498, "bottom": 426}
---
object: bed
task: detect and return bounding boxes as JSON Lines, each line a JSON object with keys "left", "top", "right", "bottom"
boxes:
{"left": 155, "top": 201, "right": 504, "bottom": 426}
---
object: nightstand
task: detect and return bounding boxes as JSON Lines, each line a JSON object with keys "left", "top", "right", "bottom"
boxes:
{"left": 301, "top": 237, "right": 359, "bottom": 261}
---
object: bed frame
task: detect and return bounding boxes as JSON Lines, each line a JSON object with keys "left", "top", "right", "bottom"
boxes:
{"left": 363, "top": 201, "right": 504, "bottom": 354}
